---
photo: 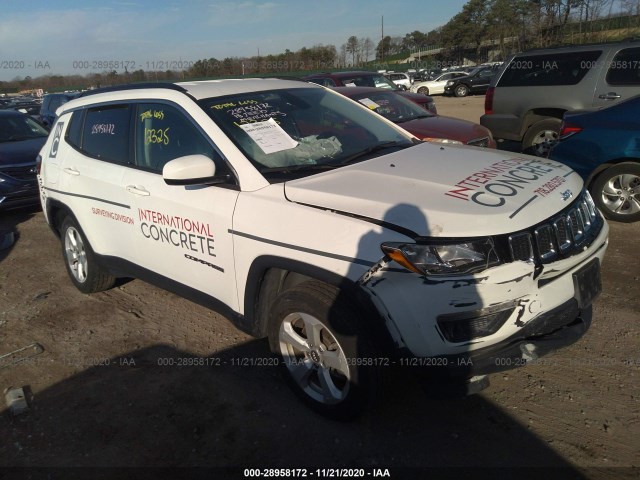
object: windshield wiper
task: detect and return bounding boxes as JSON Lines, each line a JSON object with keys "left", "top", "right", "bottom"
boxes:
{"left": 395, "top": 114, "right": 432, "bottom": 123}
{"left": 6, "top": 135, "right": 45, "bottom": 141}
{"left": 260, "top": 141, "right": 411, "bottom": 174}
{"left": 336, "top": 141, "right": 410, "bottom": 165}
{"left": 260, "top": 163, "right": 340, "bottom": 174}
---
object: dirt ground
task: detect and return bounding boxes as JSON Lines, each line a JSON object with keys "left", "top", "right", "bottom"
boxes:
{"left": 0, "top": 96, "right": 638, "bottom": 480}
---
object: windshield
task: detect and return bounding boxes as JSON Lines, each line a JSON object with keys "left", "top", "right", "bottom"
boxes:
{"left": 0, "top": 115, "right": 49, "bottom": 143}
{"left": 347, "top": 91, "right": 435, "bottom": 123}
{"left": 200, "top": 87, "right": 414, "bottom": 176}
{"left": 340, "top": 74, "right": 398, "bottom": 90}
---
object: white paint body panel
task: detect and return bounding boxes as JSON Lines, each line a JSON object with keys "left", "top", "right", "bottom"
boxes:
{"left": 37, "top": 79, "right": 609, "bottom": 361}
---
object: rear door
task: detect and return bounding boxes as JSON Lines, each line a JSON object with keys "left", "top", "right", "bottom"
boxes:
{"left": 54, "top": 104, "right": 136, "bottom": 260}
{"left": 593, "top": 46, "right": 640, "bottom": 107}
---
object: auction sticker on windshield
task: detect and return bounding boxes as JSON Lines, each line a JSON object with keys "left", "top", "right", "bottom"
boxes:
{"left": 239, "top": 118, "right": 299, "bottom": 154}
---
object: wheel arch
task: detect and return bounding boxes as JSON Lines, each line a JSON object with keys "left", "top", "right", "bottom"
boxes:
{"left": 45, "top": 198, "right": 75, "bottom": 239}
{"left": 244, "top": 255, "right": 394, "bottom": 350}
{"left": 585, "top": 158, "right": 640, "bottom": 189}
{"left": 521, "top": 109, "right": 566, "bottom": 138}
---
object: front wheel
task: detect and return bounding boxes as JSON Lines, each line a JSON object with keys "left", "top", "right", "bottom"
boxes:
{"left": 417, "top": 86, "right": 429, "bottom": 95}
{"left": 61, "top": 216, "right": 116, "bottom": 293}
{"left": 454, "top": 84, "right": 469, "bottom": 97}
{"left": 590, "top": 163, "right": 640, "bottom": 223}
{"left": 267, "top": 281, "right": 381, "bottom": 420}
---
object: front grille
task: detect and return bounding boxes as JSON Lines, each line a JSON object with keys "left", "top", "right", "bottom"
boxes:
{"left": 466, "top": 137, "right": 489, "bottom": 148}
{"left": 508, "top": 191, "right": 602, "bottom": 265}
{"left": 0, "top": 163, "right": 37, "bottom": 182}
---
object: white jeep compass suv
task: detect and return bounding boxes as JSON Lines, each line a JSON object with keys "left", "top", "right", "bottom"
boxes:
{"left": 37, "top": 79, "right": 608, "bottom": 419}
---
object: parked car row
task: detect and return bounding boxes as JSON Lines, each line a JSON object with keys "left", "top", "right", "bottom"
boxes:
{"left": 0, "top": 95, "right": 43, "bottom": 117}
{"left": 302, "top": 70, "right": 495, "bottom": 147}
{"left": 333, "top": 86, "right": 495, "bottom": 148}
{"left": 480, "top": 39, "right": 640, "bottom": 223}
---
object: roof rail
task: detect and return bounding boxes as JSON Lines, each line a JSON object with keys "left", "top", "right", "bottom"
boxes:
{"left": 78, "top": 82, "right": 187, "bottom": 98}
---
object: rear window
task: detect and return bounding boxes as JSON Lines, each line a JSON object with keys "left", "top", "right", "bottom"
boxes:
{"left": 606, "top": 47, "right": 640, "bottom": 86}
{"left": 498, "top": 50, "right": 602, "bottom": 87}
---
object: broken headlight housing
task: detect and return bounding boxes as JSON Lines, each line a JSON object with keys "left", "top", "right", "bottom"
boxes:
{"left": 381, "top": 238, "right": 501, "bottom": 276}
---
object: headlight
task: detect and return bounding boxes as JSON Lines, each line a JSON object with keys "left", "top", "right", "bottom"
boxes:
{"left": 381, "top": 238, "right": 501, "bottom": 275}
{"left": 446, "top": 81, "right": 455, "bottom": 86}
{"left": 423, "top": 137, "right": 462, "bottom": 145}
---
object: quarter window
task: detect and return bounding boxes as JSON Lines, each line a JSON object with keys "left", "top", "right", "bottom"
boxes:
{"left": 134, "top": 103, "right": 216, "bottom": 172}
{"left": 82, "top": 105, "right": 131, "bottom": 163}
{"left": 606, "top": 47, "right": 640, "bottom": 86}
{"left": 65, "top": 110, "right": 84, "bottom": 149}
{"left": 498, "top": 51, "right": 602, "bottom": 87}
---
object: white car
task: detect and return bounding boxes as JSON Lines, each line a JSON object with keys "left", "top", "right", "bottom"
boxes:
{"left": 384, "top": 72, "right": 412, "bottom": 89}
{"left": 38, "top": 79, "right": 608, "bottom": 419}
{"left": 410, "top": 71, "right": 468, "bottom": 95}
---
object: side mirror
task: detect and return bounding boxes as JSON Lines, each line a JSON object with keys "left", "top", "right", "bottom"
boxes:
{"left": 163, "top": 154, "right": 224, "bottom": 186}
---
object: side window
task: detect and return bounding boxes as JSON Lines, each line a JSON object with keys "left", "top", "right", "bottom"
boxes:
{"left": 498, "top": 51, "right": 603, "bottom": 87}
{"left": 606, "top": 47, "right": 640, "bottom": 86}
{"left": 82, "top": 105, "right": 131, "bottom": 163}
{"left": 65, "top": 109, "right": 84, "bottom": 149}
{"left": 134, "top": 103, "right": 216, "bottom": 173}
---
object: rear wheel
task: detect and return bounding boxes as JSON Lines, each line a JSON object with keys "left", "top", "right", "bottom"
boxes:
{"left": 590, "top": 163, "right": 640, "bottom": 223}
{"left": 267, "top": 281, "right": 382, "bottom": 420}
{"left": 61, "top": 216, "right": 116, "bottom": 293}
{"left": 417, "top": 86, "right": 429, "bottom": 95}
{"left": 522, "top": 118, "right": 561, "bottom": 157}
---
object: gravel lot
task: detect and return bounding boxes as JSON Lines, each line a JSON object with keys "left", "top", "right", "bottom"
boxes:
{"left": 0, "top": 94, "right": 638, "bottom": 479}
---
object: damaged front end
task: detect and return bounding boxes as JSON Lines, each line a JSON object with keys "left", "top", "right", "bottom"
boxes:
{"left": 357, "top": 190, "right": 609, "bottom": 389}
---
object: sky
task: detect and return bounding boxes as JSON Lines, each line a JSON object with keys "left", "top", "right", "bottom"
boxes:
{"left": 0, "top": 0, "right": 470, "bottom": 81}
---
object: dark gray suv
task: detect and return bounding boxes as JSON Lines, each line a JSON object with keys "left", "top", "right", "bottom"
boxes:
{"left": 481, "top": 40, "right": 640, "bottom": 156}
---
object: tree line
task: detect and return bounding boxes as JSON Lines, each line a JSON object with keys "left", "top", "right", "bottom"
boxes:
{"left": 2, "top": 0, "right": 638, "bottom": 94}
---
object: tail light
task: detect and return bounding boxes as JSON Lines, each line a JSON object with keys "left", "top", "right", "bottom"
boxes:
{"left": 484, "top": 87, "right": 494, "bottom": 115}
{"left": 559, "top": 121, "right": 582, "bottom": 140}
{"left": 36, "top": 155, "right": 42, "bottom": 175}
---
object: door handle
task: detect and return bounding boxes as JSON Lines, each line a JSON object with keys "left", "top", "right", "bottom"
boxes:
{"left": 598, "top": 92, "right": 621, "bottom": 100}
{"left": 63, "top": 167, "right": 80, "bottom": 176}
{"left": 126, "top": 185, "right": 150, "bottom": 196}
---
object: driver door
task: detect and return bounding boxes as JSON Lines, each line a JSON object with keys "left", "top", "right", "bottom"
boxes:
{"left": 123, "top": 102, "right": 240, "bottom": 311}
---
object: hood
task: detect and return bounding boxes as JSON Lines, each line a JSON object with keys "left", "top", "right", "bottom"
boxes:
{"left": 0, "top": 137, "right": 47, "bottom": 166}
{"left": 398, "top": 116, "right": 490, "bottom": 144}
{"left": 284, "top": 143, "right": 583, "bottom": 237}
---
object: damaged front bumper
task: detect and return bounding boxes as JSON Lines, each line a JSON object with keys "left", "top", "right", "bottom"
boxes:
{"left": 399, "top": 298, "right": 591, "bottom": 380}
{"left": 360, "top": 209, "right": 608, "bottom": 390}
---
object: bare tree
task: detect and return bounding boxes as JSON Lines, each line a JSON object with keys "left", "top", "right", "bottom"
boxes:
{"left": 345, "top": 36, "right": 360, "bottom": 66}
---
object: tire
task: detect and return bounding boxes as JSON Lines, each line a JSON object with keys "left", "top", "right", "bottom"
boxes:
{"left": 522, "top": 118, "right": 561, "bottom": 157}
{"left": 417, "top": 86, "right": 429, "bottom": 95}
{"left": 590, "top": 163, "right": 640, "bottom": 223}
{"left": 60, "top": 216, "right": 116, "bottom": 293}
{"left": 454, "top": 84, "right": 469, "bottom": 97}
{"left": 267, "top": 280, "right": 382, "bottom": 420}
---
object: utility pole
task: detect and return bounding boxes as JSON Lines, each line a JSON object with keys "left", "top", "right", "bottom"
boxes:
{"left": 381, "top": 16, "right": 384, "bottom": 63}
